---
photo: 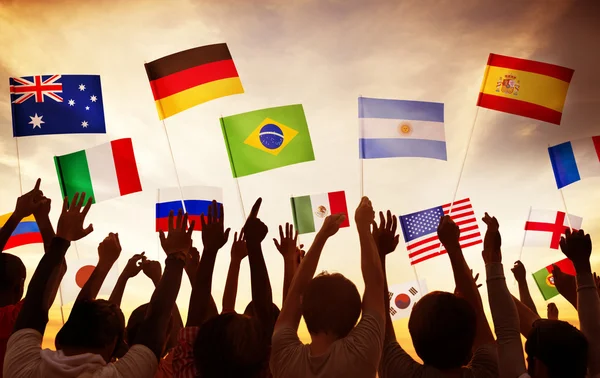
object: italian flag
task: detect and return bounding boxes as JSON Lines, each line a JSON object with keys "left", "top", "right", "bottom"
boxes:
{"left": 290, "top": 191, "right": 350, "bottom": 234}
{"left": 54, "top": 138, "right": 142, "bottom": 204}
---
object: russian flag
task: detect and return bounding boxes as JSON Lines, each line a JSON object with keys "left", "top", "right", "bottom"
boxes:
{"left": 156, "top": 186, "right": 223, "bottom": 231}
{"left": 0, "top": 213, "right": 43, "bottom": 250}
{"left": 548, "top": 136, "right": 600, "bottom": 188}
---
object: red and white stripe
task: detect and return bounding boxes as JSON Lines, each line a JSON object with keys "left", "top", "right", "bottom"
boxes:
{"left": 408, "top": 198, "right": 482, "bottom": 265}
{"left": 9, "top": 75, "right": 63, "bottom": 104}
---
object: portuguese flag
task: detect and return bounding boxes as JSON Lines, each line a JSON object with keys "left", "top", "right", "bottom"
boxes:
{"left": 290, "top": 191, "right": 350, "bottom": 234}
{"left": 532, "top": 258, "right": 576, "bottom": 300}
{"left": 145, "top": 43, "right": 244, "bottom": 120}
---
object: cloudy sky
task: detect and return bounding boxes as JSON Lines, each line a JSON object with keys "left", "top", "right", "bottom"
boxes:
{"left": 1, "top": 0, "right": 599, "bottom": 356}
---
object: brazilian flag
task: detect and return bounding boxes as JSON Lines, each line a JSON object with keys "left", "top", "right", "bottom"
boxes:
{"left": 220, "top": 104, "right": 315, "bottom": 177}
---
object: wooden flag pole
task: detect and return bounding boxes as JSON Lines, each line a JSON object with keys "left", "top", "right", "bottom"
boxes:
{"left": 220, "top": 115, "right": 247, "bottom": 221}
{"left": 358, "top": 95, "right": 364, "bottom": 197}
{"left": 234, "top": 177, "right": 247, "bottom": 220}
{"left": 14, "top": 138, "right": 23, "bottom": 195}
{"left": 161, "top": 120, "right": 188, "bottom": 215}
{"left": 517, "top": 206, "right": 533, "bottom": 262}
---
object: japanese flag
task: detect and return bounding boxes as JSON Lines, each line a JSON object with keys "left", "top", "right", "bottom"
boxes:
{"left": 388, "top": 280, "right": 428, "bottom": 320}
{"left": 59, "top": 258, "right": 119, "bottom": 306}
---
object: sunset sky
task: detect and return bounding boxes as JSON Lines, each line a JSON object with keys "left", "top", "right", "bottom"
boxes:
{"left": 1, "top": 0, "right": 599, "bottom": 358}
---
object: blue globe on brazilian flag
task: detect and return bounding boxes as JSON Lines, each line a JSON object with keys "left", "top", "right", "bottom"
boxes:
{"left": 220, "top": 104, "right": 315, "bottom": 177}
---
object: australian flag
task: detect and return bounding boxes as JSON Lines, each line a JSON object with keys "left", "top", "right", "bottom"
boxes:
{"left": 10, "top": 74, "right": 106, "bottom": 137}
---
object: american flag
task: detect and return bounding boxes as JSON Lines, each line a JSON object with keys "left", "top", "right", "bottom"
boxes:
{"left": 399, "top": 198, "right": 482, "bottom": 265}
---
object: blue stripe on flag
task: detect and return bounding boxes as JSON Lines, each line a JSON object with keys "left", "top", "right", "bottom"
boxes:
{"left": 156, "top": 200, "right": 220, "bottom": 218}
{"left": 11, "top": 221, "right": 40, "bottom": 236}
{"left": 359, "top": 97, "right": 444, "bottom": 122}
{"left": 359, "top": 138, "right": 447, "bottom": 160}
{"left": 548, "top": 141, "right": 580, "bottom": 189}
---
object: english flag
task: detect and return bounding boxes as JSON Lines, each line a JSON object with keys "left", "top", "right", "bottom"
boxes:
{"left": 523, "top": 209, "right": 583, "bottom": 250}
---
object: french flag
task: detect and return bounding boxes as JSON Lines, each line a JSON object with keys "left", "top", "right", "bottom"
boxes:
{"left": 156, "top": 186, "right": 223, "bottom": 231}
{"left": 548, "top": 135, "right": 600, "bottom": 188}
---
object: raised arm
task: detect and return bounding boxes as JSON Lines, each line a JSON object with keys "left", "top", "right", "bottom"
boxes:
{"left": 511, "top": 260, "right": 538, "bottom": 316}
{"left": 222, "top": 230, "right": 247, "bottom": 313}
{"left": 482, "top": 213, "right": 526, "bottom": 378}
{"left": 559, "top": 228, "right": 600, "bottom": 376}
{"left": 547, "top": 303, "right": 559, "bottom": 320}
{"left": 76, "top": 232, "right": 121, "bottom": 303}
{"left": 552, "top": 264, "right": 578, "bottom": 309}
{"left": 273, "top": 224, "right": 299, "bottom": 304}
{"left": 244, "top": 199, "right": 274, "bottom": 335}
{"left": 511, "top": 295, "right": 540, "bottom": 337}
{"left": 438, "top": 215, "right": 495, "bottom": 348}
{"left": 135, "top": 210, "right": 193, "bottom": 359}
{"left": 0, "top": 179, "right": 43, "bottom": 251}
{"left": 187, "top": 201, "right": 230, "bottom": 327}
{"left": 275, "top": 212, "right": 346, "bottom": 332}
{"left": 14, "top": 193, "right": 93, "bottom": 335}
{"left": 108, "top": 252, "right": 145, "bottom": 307}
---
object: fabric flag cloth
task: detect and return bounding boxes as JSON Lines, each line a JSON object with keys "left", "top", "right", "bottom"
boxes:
{"left": 477, "top": 53, "right": 574, "bottom": 125}
{"left": 388, "top": 280, "right": 428, "bottom": 320}
{"left": 54, "top": 138, "right": 142, "bottom": 204}
{"left": 290, "top": 191, "right": 350, "bottom": 234}
{"left": 399, "top": 198, "right": 482, "bottom": 265}
{"left": 532, "top": 258, "right": 576, "bottom": 300}
{"left": 10, "top": 74, "right": 106, "bottom": 137}
{"left": 156, "top": 186, "right": 223, "bottom": 232}
{"left": 524, "top": 209, "right": 583, "bottom": 250}
{"left": 358, "top": 97, "right": 446, "bottom": 160}
{"left": 0, "top": 213, "right": 42, "bottom": 250}
{"left": 145, "top": 43, "right": 244, "bottom": 120}
{"left": 548, "top": 135, "right": 600, "bottom": 188}
{"left": 60, "top": 259, "right": 119, "bottom": 306}
{"left": 221, "top": 104, "right": 315, "bottom": 178}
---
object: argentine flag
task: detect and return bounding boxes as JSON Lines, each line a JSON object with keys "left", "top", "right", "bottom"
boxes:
{"left": 358, "top": 97, "right": 446, "bottom": 160}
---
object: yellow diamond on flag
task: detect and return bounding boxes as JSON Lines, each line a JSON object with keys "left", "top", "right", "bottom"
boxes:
{"left": 244, "top": 118, "right": 299, "bottom": 156}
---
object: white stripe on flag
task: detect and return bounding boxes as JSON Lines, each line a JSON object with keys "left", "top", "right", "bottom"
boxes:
{"left": 309, "top": 192, "right": 329, "bottom": 232}
{"left": 86, "top": 142, "right": 120, "bottom": 202}
{"left": 360, "top": 118, "right": 445, "bottom": 141}
{"left": 159, "top": 186, "right": 223, "bottom": 203}
{"left": 572, "top": 138, "right": 600, "bottom": 179}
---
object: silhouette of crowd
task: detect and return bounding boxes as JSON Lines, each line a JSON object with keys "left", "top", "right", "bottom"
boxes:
{"left": 0, "top": 180, "right": 597, "bottom": 378}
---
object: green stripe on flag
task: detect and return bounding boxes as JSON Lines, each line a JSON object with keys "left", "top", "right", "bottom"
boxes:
{"left": 291, "top": 195, "right": 315, "bottom": 234}
{"left": 54, "top": 150, "right": 96, "bottom": 204}
{"left": 532, "top": 267, "right": 558, "bottom": 300}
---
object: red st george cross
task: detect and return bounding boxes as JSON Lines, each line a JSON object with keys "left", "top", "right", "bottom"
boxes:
{"left": 525, "top": 211, "right": 574, "bottom": 249}
{"left": 9, "top": 75, "right": 63, "bottom": 104}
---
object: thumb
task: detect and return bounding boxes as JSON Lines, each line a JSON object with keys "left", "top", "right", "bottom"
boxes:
{"left": 83, "top": 224, "right": 94, "bottom": 237}
{"left": 273, "top": 239, "right": 280, "bottom": 249}
{"left": 159, "top": 230, "right": 166, "bottom": 244}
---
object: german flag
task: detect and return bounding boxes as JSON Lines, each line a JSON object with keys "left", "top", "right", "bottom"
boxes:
{"left": 477, "top": 54, "right": 574, "bottom": 125}
{"left": 145, "top": 43, "right": 244, "bottom": 120}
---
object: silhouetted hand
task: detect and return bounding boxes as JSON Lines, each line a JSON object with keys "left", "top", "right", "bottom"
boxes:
{"left": 455, "top": 269, "right": 481, "bottom": 296}
{"left": 511, "top": 261, "right": 527, "bottom": 283}
{"left": 482, "top": 213, "right": 501, "bottom": 264}
{"left": 201, "top": 200, "right": 230, "bottom": 251}
{"left": 56, "top": 193, "right": 93, "bottom": 241}
{"left": 185, "top": 246, "right": 200, "bottom": 281}
{"left": 159, "top": 210, "right": 194, "bottom": 259}
{"left": 231, "top": 231, "right": 248, "bottom": 262}
{"left": 295, "top": 244, "right": 306, "bottom": 268}
{"left": 122, "top": 252, "right": 146, "bottom": 278}
{"left": 355, "top": 196, "right": 374, "bottom": 230}
{"left": 594, "top": 273, "right": 600, "bottom": 296}
{"left": 552, "top": 264, "right": 576, "bottom": 302}
{"left": 560, "top": 229, "right": 592, "bottom": 272}
{"left": 319, "top": 214, "right": 346, "bottom": 237}
{"left": 437, "top": 215, "right": 460, "bottom": 249}
{"left": 14, "top": 178, "right": 44, "bottom": 218}
{"left": 98, "top": 233, "right": 122, "bottom": 266}
{"left": 244, "top": 198, "right": 268, "bottom": 244}
{"left": 547, "top": 303, "right": 559, "bottom": 320}
{"left": 33, "top": 196, "right": 51, "bottom": 218}
{"left": 143, "top": 259, "right": 162, "bottom": 284}
{"left": 274, "top": 223, "right": 298, "bottom": 262}
{"left": 372, "top": 210, "right": 399, "bottom": 257}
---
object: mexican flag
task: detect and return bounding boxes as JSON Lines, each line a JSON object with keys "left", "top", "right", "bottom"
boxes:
{"left": 290, "top": 191, "right": 350, "bottom": 234}
{"left": 54, "top": 138, "right": 142, "bottom": 204}
{"left": 532, "top": 258, "right": 576, "bottom": 300}
{"left": 220, "top": 104, "right": 315, "bottom": 177}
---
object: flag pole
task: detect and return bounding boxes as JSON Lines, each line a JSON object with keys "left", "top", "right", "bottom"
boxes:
{"left": 234, "top": 178, "right": 247, "bottom": 220}
{"left": 517, "top": 206, "right": 532, "bottom": 262}
{"left": 58, "top": 285, "right": 66, "bottom": 325}
{"left": 156, "top": 188, "right": 161, "bottom": 260}
{"left": 559, "top": 188, "right": 573, "bottom": 231}
{"left": 161, "top": 120, "right": 188, "bottom": 215}
{"left": 220, "top": 114, "right": 247, "bottom": 221}
{"left": 15, "top": 138, "right": 23, "bottom": 195}
{"left": 358, "top": 95, "right": 364, "bottom": 197}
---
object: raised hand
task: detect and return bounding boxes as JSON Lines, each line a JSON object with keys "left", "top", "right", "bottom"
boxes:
{"left": 552, "top": 264, "right": 577, "bottom": 305}
{"left": 472, "top": 270, "right": 482, "bottom": 288}
{"left": 511, "top": 261, "right": 527, "bottom": 283}
{"left": 482, "top": 213, "right": 501, "bottom": 264}
{"left": 201, "top": 200, "right": 231, "bottom": 251}
{"left": 14, "top": 178, "right": 44, "bottom": 218}
{"left": 159, "top": 210, "right": 194, "bottom": 258}
{"left": 437, "top": 215, "right": 460, "bottom": 248}
{"left": 33, "top": 196, "right": 51, "bottom": 218}
{"left": 231, "top": 230, "right": 248, "bottom": 262}
{"left": 98, "top": 233, "right": 122, "bottom": 266}
{"left": 143, "top": 259, "right": 163, "bottom": 284}
{"left": 274, "top": 223, "right": 298, "bottom": 262}
{"left": 185, "top": 246, "right": 200, "bottom": 281}
{"left": 547, "top": 303, "right": 559, "bottom": 320}
{"left": 122, "top": 252, "right": 146, "bottom": 278}
{"left": 244, "top": 198, "right": 268, "bottom": 244}
{"left": 295, "top": 244, "right": 306, "bottom": 267}
{"left": 355, "top": 196, "right": 374, "bottom": 230}
{"left": 372, "top": 210, "right": 399, "bottom": 257}
{"left": 560, "top": 228, "right": 593, "bottom": 272}
{"left": 56, "top": 193, "right": 93, "bottom": 241}
{"left": 319, "top": 214, "right": 346, "bottom": 238}
{"left": 594, "top": 273, "right": 600, "bottom": 296}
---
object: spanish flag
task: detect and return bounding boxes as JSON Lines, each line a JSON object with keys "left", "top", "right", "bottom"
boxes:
{"left": 145, "top": 43, "right": 244, "bottom": 120}
{"left": 477, "top": 54, "right": 574, "bottom": 125}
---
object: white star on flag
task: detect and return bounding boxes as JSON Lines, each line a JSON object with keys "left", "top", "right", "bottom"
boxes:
{"left": 81, "top": 121, "right": 89, "bottom": 128}
{"left": 28, "top": 114, "right": 44, "bottom": 128}
{"left": 68, "top": 99, "right": 75, "bottom": 106}
{"left": 85, "top": 106, "right": 90, "bottom": 110}
{"left": 90, "top": 95, "right": 97, "bottom": 102}
{"left": 79, "top": 84, "right": 86, "bottom": 91}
